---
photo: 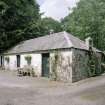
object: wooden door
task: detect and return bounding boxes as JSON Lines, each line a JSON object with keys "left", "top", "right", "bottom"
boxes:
{"left": 42, "top": 53, "right": 50, "bottom": 77}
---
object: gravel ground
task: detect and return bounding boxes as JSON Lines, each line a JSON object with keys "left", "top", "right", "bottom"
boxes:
{"left": 0, "top": 71, "right": 105, "bottom": 105}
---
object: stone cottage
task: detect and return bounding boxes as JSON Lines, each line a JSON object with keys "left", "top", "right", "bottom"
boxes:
{"left": 0, "top": 31, "right": 103, "bottom": 82}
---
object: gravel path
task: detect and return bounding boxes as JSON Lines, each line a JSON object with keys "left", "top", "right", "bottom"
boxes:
{"left": 0, "top": 71, "right": 105, "bottom": 105}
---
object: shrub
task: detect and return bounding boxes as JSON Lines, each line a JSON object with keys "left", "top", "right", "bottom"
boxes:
{"left": 5, "top": 56, "right": 10, "bottom": 64}
{"left": 25, "top": 55, "right": 32, "bottom": 65}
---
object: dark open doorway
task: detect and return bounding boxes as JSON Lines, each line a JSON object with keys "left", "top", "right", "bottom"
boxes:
{"left": 42, "top": 53, "right": 50, "bottom": 77}
{"left": 17, "top": 55, "right": 21, "bottom": 67}
{"left": 0, "top": 56, "right": 4, "bottom": 66}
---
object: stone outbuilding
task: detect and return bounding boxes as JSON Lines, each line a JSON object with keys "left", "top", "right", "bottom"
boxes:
{"left": 0, "top": 31, "right": 103, "bottom": 82}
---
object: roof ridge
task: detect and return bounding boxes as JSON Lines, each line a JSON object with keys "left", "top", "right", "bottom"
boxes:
{"left": 66, "top": 32, "right": 85, "bottom": 44}
{"left": 63, "top": 31, "right": 73, "bottom": 47}
{"left": 26, "top": 31, "right": 65, "bottom": 41}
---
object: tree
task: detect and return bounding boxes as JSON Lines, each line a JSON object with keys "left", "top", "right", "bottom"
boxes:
{"left": 62, "top": 0, "right": 105, "bottom": 50}
{"left": 0, "top": 0, "right": 41, "bottom": 52}
{"left": 41, "top": 17, "right": 63, "bottom": 34}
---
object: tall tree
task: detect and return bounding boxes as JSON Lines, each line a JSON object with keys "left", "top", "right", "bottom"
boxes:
{"left": 41, "top": 17, "right": 63, "bottom": 34}
{"left": 0, "top": 0, "right": 41, "bottom": 52}
{"left": 62, "top": 0, "right": 105, "bottom": 50}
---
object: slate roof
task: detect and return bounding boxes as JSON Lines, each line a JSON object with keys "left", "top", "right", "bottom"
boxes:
{"left": 4, "top": 31, "right": 101, "bottom": 54}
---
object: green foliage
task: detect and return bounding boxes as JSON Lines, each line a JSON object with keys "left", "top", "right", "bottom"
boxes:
{"left": 50, "top": 52, "right": 59, "bottom": 81}
{"left": 0, "top": 0, "right": 41, "bottom": 52}
{"left": 88, "top": 48, "right": 102, "bottom": 77}
{"left": 25, "top": 55, "right": 32, "bottom": 65}
{"left": 88, "top": 52, "right": 96, "bottom": 76}
{"left": 5, "top": 56, "right": 10, "bottom": 64}
{"left": 41, "top": 17, "right": 63, "bottom": 34}
{"left": 62, "top": 0, "right": 105, "bottom": 50}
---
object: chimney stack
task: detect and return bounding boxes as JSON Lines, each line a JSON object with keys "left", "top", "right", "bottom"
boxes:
{"left": 85, "top": 37, "right": 93, "bottom": 49}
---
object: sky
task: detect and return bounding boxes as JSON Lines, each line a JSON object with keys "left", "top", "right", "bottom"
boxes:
{"left": 37, "top": 0, "right": 79, "bottom": 21}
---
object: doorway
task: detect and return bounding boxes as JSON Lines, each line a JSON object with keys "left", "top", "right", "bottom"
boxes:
{"left": 42, "top": 53, "right": 50, "bottom": 77}
{"left": 0, "top": 56, "right": 4, "bottom": 66}
{"left": 16, "top": 55, "right": 21, "bottom": 67}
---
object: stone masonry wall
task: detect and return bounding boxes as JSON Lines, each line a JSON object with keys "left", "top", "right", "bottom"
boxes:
{"left": 72, "top": 49, "right": 90, "bottom": 82}
{"left": 50, "top": 50, "right": 72, "bottom": 82}
{"left": 72, "top": 49, "right": 102, "bottom": 82}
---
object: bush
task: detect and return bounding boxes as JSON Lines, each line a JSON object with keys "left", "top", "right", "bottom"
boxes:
{"left": 5, "top": 56, "right": 10, "bottom": 64}
{"left": 25, "top": 55, "right": 32, "bottom": 65}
